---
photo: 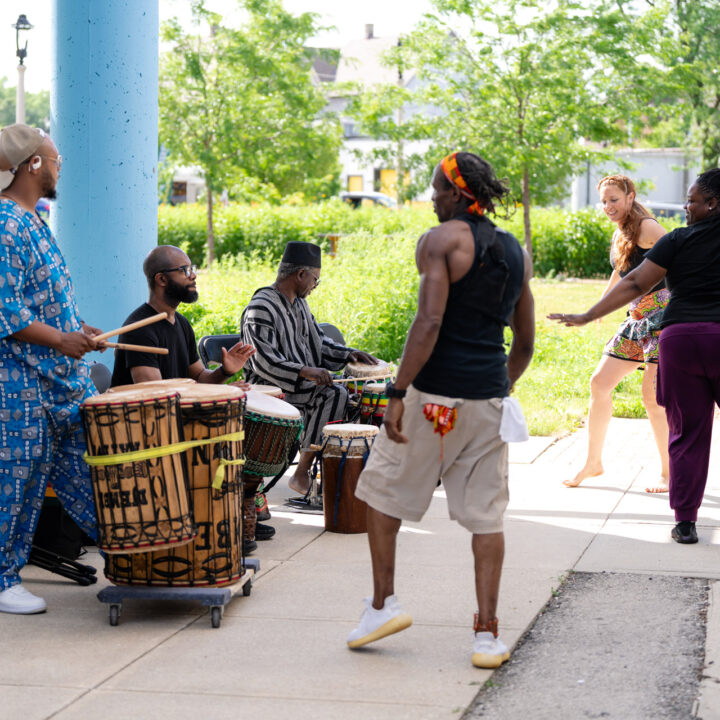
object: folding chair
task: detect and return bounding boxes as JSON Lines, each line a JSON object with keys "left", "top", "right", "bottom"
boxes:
{"left": 197, "top": 334, "right": 244, "bottom": 367}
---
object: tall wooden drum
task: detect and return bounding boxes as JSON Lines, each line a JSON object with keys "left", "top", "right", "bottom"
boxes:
{"left": 81, "top": 387, "right": 195, "bottom": 554}
{"left": 105, "top": 384, "right": 246, "bottom": 587}
{"left": 343, "top": 359, "right": 393, "bottom": 395}
{"left": 320, "top": 424, "right": 378, "bottom": 533}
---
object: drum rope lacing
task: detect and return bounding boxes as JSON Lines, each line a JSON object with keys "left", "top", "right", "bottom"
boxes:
{"left": 242, "top": 414, "right": 303, "bottom": 478}
{"left": 318, "top": 434, "right": 372, "bottom": 525}
{"left": 83, "top": 431, "right": 245, "bottom": 490}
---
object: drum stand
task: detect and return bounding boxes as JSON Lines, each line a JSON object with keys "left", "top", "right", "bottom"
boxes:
{"left": 285, "top": 452, "right": 323, "bottom": 514}
{"left": 28, "top": 545, "right": 98, "bottom": 586}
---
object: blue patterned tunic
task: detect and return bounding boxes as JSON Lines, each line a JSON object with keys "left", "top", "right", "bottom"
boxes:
{"left": 0, "top": 198, "right": 97, "bottom": 590}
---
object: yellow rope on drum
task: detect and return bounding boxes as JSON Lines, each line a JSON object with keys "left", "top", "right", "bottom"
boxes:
{"left": 83, "top": 431, "right": 245, "bottom": 490}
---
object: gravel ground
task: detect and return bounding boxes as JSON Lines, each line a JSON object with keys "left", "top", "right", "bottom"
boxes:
{"left": 464, "top": 572, "right": 709, "bottom": 720}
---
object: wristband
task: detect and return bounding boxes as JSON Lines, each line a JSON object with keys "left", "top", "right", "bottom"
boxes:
{"left": 220, "top": 366, "right": 235, "bottom": 378}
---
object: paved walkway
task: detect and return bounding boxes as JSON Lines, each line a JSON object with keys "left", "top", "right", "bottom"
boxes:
{"left": 3, "top": 417, "right": 720, "bottom": 720}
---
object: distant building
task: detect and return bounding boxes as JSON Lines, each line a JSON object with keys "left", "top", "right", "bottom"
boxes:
{"left": 313, "top": 24, "right": 433, "bottom": 203}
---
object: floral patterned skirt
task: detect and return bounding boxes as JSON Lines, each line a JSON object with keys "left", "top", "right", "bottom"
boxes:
{"left": 603, "top": 288, "right": 670, "bottom": 364}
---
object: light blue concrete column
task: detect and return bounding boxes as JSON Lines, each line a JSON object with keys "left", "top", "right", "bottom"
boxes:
{"left": 50, "top": 0, "right": 158, "bottom": 348}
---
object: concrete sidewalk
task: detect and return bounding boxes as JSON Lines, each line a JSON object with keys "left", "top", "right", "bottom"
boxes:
{"left": 2, "top": 417, "right": 719, "bottom": 720}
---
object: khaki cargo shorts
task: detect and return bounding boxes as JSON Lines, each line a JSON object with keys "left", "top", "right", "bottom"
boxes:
{"left": 355, "top": 385, "right": 509, "bottom": 534}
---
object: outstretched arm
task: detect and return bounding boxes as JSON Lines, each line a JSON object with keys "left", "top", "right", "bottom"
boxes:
{"left": 548, "top": 258, "right": 667, "bottom": 327}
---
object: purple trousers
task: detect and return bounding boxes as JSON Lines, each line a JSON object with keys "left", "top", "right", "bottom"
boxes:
{"left": 657, "top": 322, "right": 720, "bottom": 522}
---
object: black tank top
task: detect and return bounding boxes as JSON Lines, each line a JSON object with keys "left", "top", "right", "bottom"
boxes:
{"left": 610, "top": 245, "right": 666, "bottom": 293}
{"left": 413, "top": 213, "right": 525, "bottom": 399}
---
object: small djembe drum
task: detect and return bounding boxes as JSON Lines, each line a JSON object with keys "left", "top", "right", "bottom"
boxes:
{"left": 105, "top": 384, "right": 246, "bottom": 587}
{"left": 242, "top": 390, "right": 303, "bottom": 480}
{"left": 320, "top": 423, "right": 378, "bottom": 533}
{"left": 81, "top": 386, "right": 195, "bottom": 554}
{"left": 343, "top": 359, "right": 393, "bottom": 395}
{"left": 359, "top": 382, "right": 389, "bottom": 426}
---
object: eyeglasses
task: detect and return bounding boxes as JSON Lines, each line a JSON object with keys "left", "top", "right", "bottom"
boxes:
{"left": 41, "top": 154, "right": 62, "bottom": 169}
{"left": 159, "top": 264, "right": 197, "bottom": 277}
{"left": 307, "top": 271, "right": 321, "bottom": 286}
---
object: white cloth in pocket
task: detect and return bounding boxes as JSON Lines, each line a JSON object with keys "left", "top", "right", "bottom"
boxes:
{"left": 500, "top": 397, "right": 529, "bottom": 443}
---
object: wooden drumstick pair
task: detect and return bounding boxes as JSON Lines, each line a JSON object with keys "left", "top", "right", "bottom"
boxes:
{"left": 92, "top": 312, "right": 170, "bottom": 355}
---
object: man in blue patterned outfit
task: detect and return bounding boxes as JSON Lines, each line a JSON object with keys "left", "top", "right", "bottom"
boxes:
{"left": 0, "top": 124, "right": 101, "bottom": 614}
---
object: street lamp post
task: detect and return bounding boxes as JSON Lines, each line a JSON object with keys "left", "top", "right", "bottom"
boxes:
{"left": 13, "top": 14, "right": 33, "bottom": 124}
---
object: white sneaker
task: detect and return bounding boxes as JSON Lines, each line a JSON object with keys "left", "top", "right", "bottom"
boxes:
{"left": 0, "top": 584, "right": 47, "bottom": 614}
{"left": 347, "top": 595, "right": 412, "bottom": 649}
{"left": 472, "top": 631, "right": 510, "bottom": 668}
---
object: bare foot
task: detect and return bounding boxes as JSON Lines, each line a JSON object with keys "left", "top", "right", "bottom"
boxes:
{"left": 645, "top": 479, "right": 669, "bottom": 494}
{"left": 563, "top": 464, "right": 604, "bottom": 488}
{"left": 288, "top": 473, "right": 310, "bottom": 495}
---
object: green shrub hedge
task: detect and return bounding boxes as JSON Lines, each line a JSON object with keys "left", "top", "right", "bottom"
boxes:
{"left": 159, "top": 201, "right": 683, "bottom": 277}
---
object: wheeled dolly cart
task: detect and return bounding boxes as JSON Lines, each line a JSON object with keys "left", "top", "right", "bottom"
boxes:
{"left": 97, "top": 557, "right": 259, "bottom": 628}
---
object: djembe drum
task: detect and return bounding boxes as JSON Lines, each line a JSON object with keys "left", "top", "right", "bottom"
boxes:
{"left": 242, "top": 390, "right": 303, "bottom": 480}
{"left": 343, "top": 359, "right": 393, "bottom": 395}
{"left": 320, "top": 424, "right": 378, "bottom": 533}
{"left": 105, "top": 384, "right": 246, "bottom": 586}
{"left": 359, "top": 382, "right": 389, "bottom": 426}
{"left": 81, "top": 386, "right": 195, "bottom": 554}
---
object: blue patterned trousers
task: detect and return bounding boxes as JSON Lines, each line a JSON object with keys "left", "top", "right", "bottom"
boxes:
{"left": 0, "top": 409, "right": 97, "bottom": 591}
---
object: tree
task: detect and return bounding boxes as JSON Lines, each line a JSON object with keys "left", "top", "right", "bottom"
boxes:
{"left": 349, "top": 0, "right": 666, "bottom": 255}
{"left": 0, "top": 77, "right": 50, "bottom": 130}
{"left": 160, "top": 0, "right": 341, "bottom": 265}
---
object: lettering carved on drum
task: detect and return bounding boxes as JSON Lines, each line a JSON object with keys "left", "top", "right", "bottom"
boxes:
{"left": 103, "top": 385, "right": 246, "bottom": 587}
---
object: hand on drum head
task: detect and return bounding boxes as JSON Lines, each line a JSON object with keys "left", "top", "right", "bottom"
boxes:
{"left": 230, "top": 380, "right": 252, "bottom": 392}
{"left": 300, "top": 366, "right": 333, "bottom": 386}
{"left": 383, "top": 398, "right": 408, "bottom": 444}
{"left": 347, "top": 351, "right": 378, "bottom": 365}
{"left": 222, "top": 343, "right": 256, "bottom": 375}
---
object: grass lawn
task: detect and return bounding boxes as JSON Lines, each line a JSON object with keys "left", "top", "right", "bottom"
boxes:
{"left": 190, "top": 264, "right": 648, "bottom": 439}
{"left": 520, "top": 278, "right": 646, "bottom": 436}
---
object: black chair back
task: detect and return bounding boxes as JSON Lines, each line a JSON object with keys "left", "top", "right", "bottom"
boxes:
{"left": 198, "top": 334, "right": 243, "bottom": 367}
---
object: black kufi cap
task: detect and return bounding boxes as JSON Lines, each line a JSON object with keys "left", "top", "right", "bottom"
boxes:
{"left": 281, "top": 241, "right": 321, "bottom": 268}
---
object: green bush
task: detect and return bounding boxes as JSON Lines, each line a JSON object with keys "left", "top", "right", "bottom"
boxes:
{"left": 160, "top": 201, "right": 683, "bottom": 278}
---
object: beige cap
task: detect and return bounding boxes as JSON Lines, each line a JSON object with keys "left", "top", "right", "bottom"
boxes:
{"left": 0, "top": 124, "right": 46, "bottom": 172}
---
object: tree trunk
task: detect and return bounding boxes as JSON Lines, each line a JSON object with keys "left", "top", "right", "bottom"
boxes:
{"left": 522, "top": 168, "right": 532, "bottom": 258}
{"left": 206, "top": 182, "right": 215, "bottom": 267}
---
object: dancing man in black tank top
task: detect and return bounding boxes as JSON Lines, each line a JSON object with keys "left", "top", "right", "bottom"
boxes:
{"left": 347, "top": 152, "right": 535, "bottom": 669}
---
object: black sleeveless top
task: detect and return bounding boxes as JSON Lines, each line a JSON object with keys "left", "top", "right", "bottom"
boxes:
{"left": 413, "top": 213, "right": 525, "bottom": 399}
{"left": 610, "top": 228, "right": 665, "bottom": 293}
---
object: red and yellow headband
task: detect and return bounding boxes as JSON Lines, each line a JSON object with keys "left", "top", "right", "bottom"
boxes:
{"left": 440, "top": 152, "right": 485, "bottom": 216}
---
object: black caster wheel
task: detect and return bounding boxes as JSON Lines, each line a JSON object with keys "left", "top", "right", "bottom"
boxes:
{"left": 211, "top": 606, "right": 222, "bottom": 628}
{"left": 109, "top": 604, "right": 121, "bottom": 626}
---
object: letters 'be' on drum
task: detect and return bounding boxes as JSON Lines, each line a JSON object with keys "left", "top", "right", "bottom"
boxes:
{"left": 105, "top": 384, "right": 246, "bottom": 587}
{"left": 81, "top": 386, "right": 195, "bottom": 554}
{"left": 321, "top": 423, "right": 378, "bottom": 534}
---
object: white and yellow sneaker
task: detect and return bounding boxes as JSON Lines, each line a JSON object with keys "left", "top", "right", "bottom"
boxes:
{"left": 347, "top": 595, "right": 412, "bottom": 649}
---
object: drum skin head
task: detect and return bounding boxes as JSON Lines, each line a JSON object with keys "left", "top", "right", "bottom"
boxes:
{"left": 345, "top": 359, "right": 390, "bottom": 378}
{"left": 322, "top": 423, "right": 379, "bottom": 439}
{"left": 82, "top": 386, "right": 180, "bottom": 405}
{"left": 363, "top": 382, "right": 387, "bottom": 393}
{"left": 244, "top": 389, "right": 301, "bottom": 419}
{"left": 250, "top": 384, "right": 284, "bottom": 397}
{"left": 176, "top": 384, "right": 244, "bottom": 405}
{"left": 106, "top": 379, "right": 196, "bottom": 394}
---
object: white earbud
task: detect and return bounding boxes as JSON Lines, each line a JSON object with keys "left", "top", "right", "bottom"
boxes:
{"left": 31, "top": 157, "right": 42, "bottom": 170}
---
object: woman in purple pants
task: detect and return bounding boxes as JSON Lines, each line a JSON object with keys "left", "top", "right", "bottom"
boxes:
{"left": 549, "top": 168, "right": 720, "bottom": 545}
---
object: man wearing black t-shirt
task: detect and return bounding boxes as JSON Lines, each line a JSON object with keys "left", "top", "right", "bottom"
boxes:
{"left": 110, "top": 245, "right": 254, "bottom": 386}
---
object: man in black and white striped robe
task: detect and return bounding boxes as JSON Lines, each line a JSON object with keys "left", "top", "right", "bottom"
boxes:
{"left": 241, "top": 241, "right": 377, "bottom": 495}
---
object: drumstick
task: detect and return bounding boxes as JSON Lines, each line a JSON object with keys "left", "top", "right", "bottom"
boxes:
{"left": 333, "top": 376, "right": 391, "bottom": 384}
{"left": 92, "top": 312, "right": 168, "bottom": 343}
{"left": 102, "top": 341, "right": 169, "bottom": 355}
